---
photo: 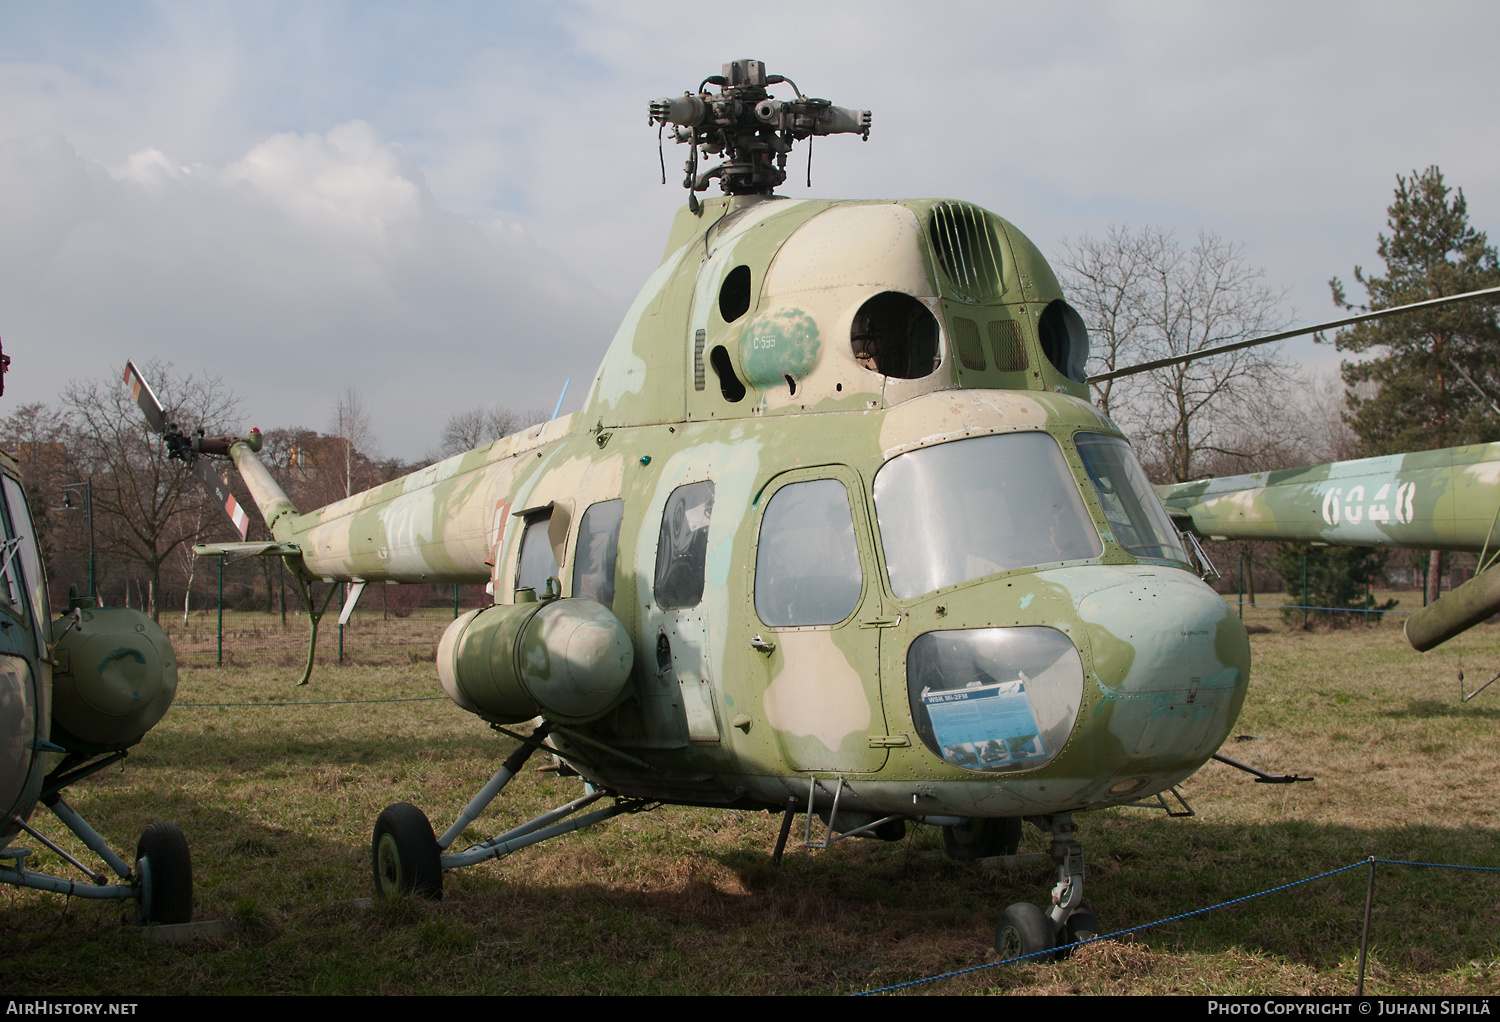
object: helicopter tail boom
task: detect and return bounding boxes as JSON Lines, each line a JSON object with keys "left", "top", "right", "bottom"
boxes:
{"left": 1157, "top": 441, "right": 1500, "bottom": 554}
{"left": 228, "top": 438, "right": 301, "bottom": 540}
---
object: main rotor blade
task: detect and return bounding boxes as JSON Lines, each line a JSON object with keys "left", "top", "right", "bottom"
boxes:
{"left": 194, "top": 456, "right": 251, "bottom": 541}
{"left": 1087, "top": 284, "right": 1500, "bottom": 384}
{"left": 122, "top": 360, "right": 168, "bottom": 434}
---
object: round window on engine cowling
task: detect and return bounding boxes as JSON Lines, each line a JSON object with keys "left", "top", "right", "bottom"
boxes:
{"left": 850, "top": 292, "right": 939, "bottom": 378}
{"left": 1037, "top": 299, "right": 1090, "bottom": 383}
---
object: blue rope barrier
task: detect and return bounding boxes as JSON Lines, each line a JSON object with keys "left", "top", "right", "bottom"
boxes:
{"left": 855, "top": 855, "right": 1499, "bottom": 996}
{"left": 1375, "top": 858, "right": 1500, "bottom": 872}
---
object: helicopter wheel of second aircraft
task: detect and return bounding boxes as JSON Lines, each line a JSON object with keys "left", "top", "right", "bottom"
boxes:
{"left": 133, "top": 822, "right": 193, "bottom": 925}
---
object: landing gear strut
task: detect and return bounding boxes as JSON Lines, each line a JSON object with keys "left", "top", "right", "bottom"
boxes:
{"left": 370, "top": 725, "right": 652, "bottom": 901}
{"left": 994, "top": 814, "right": 1097, "bottom": 961}
{"left": 1, "top": 800, "right": 192, "bottom": 925}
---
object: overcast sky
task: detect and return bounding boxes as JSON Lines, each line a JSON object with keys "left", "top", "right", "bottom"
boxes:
{"left": 3, "top": 1, "right": 1499, "bottom": 460}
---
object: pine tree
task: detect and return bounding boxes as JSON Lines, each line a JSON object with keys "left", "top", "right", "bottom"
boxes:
{"left": 1330, "top": 166, "right": 1500, "bottom": 456}
{"left": 1330, "top": 167, "right": 1500, "bottom": 605}
{"left": 1271, "top": 543, "right": 1395, "bottom": 629}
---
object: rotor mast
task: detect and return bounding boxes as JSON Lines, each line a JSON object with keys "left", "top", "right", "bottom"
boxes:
{"left": 649, "top": 59, "right": 870, "bottom": 209}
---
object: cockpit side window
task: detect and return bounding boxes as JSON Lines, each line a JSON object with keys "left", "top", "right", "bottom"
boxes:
{"left": 0, "top": 476, "right": 45, "bottom": 647}
{"left": 654, "top": 481, "right": 714, "bottom": 610}
{"left": 754, "top": 479, "right": 863, "bottom": 627}
{"left": 573, "top": 499, "right": 624, "bottom": 609}
{"left": 1074, "top": 433, "right": 1189, "bottom": 563}
{"left": 0, "top": 480, "right": 23, "bottom": 619}
{"left": 516, "top": 514, "right": 559, "bottom": 596}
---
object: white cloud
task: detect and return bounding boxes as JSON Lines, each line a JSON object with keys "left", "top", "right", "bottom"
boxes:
{"left": 0, "top": 124, "right": 620, "bottom": 459}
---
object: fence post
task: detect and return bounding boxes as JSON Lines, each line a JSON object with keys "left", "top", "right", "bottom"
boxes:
{"left": 1357, "top": 856, "right": 1376, "bottom": 995}
{"left": 454, "top": 583, "right": 459, "bottom": 619}
{"left": 1302, "top": 554, "right": 1309, "bottom": 629}
{"left": 217, "top": 555, "right": 224, "bottom": 668}
{"left": 1238, "top": 553, "right": 1244, "bottom": 620}
{"left": 338, "top": 582, "right": 345, "bottom": 664}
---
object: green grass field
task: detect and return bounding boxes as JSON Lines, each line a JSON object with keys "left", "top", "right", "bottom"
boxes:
{"left": 4, "top": 597, "right": 1498, "bottom": 996}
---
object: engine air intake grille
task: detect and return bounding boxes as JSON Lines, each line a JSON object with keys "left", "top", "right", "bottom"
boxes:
{"left": 928, "top": 202, "right": 1005, "bottom": 303}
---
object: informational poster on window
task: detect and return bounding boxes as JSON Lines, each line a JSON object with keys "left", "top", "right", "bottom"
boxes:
{"left": 922, "top": 680, "right": 1047, "bottom": 769}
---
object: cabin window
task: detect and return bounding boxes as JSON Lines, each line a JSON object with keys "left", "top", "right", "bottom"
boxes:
{"left": 1074, "top": 433, "right": 1189, "bottom": 563}
{"left": 873, "top": 432, "right": 1101, "bottom": 599}
{"left": 654, "top": 481, "right": 714, "bottom": 609}
{"left": 516, "top": 514, "right": 558, "bottom": 596}
{"left": 850, "top": 292, "right": 939, "bottom": 379}
{"left": 573, "top": 499, "right": 624, "bottom": 608}
{"left": 1037, "top": 299, "right": 1090, "bottom": 383}
{"left": 754, "top": 479, "right": 863, "bottom": 627}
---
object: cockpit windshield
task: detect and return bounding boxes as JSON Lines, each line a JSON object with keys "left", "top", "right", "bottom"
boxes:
{"left": 873, "top": 432, "right": 1102, "bottom": 599}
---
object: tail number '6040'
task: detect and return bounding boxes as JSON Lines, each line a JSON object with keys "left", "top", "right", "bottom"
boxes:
{"left": 1321, "top": 482, "right": 1415, "bottom": 527}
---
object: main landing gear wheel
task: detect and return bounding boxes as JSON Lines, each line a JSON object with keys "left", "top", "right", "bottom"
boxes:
{"left": 942, "top": 817, "right": 1022, "bottom": 860}
{"left": 995, "top": 902, "right": 1055, "bottom": 962}
{"left": 134, "top": 822, "right": 193, "bottom": 925}
{"left": 372, "top": 803, "right": 442, "bottom": 902}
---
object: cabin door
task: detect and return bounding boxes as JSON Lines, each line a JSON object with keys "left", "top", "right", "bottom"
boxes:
{"left": 741, "top": 466, "right": 889, "bottom": 773}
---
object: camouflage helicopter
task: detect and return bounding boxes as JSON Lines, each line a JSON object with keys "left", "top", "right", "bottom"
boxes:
{"left": 138, "top": 59, "right": 1500, "bottom": 961}
{"left": 1160, "top": 439, "right": 1500, "bottom": 655}
{"left": 0, "top": 347, "right": 192, "bottom": 925}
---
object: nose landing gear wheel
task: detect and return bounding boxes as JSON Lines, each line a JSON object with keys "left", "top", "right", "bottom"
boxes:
{"left": 942, "top": 816, "right": 1022, "bottom": 860}
{"left": 994, "top": 902, "right": 1056, "bottom": 962}
{"left": 1058, "top": 901, "right": 1100, "bottom": 958}
{"left": 134, "top": 822, "right": 193, "bottom": 925}
{"left": 372, "top": 803, "right": 442, "bottom": 901}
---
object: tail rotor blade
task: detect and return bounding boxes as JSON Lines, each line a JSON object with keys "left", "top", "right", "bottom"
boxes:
{"left": 123, "top": 360, "right": 168, "bottom": 435}
{"left": 195, "top": 458, "right": 251, "bottom": 541}
{"left": 124, "top": 358, "right": 250, "bottom": 539}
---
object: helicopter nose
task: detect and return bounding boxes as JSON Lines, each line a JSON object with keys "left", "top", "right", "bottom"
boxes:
{"left": 1076, "top": 569, "right": 1250, "bottom": 767}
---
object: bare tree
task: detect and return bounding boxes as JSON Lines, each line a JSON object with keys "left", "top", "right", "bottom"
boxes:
{"left": 62, "top": 362, "right": 238, "bottom": 621}
{"left": 1056, "top": 226, "right": 1167, "bottom": 420}
{"left": 436, "top": 405, "right": 547, "bottom": 459}
{"left": 1059, "top": 227, "right": 1291, "bottom": 482}
{"left": 177, "top": 501, "right": 208, "bottom": 624}
{"left": 329, "top": 388, "right": 375, "bottom": 499}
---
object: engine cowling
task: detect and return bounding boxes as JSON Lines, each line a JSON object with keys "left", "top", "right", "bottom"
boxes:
{"left": 437, "top": 596, "right": 634, "bottom": 725}
{"left": 51, "top": 607, "right": 177, "bottom": 753}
